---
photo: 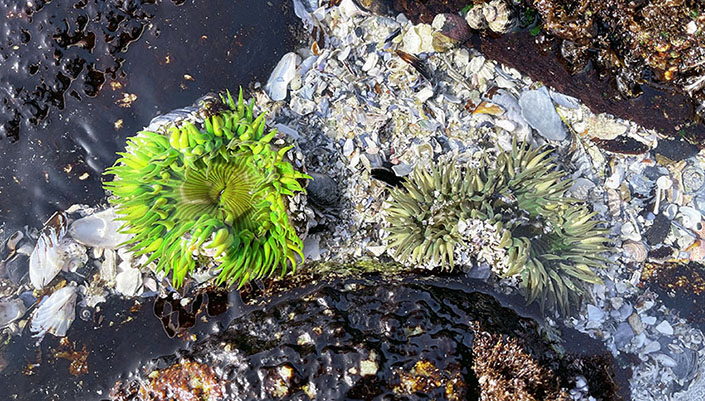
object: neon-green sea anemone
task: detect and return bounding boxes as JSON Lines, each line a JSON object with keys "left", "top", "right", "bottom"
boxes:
{"left": 384, "top": 140, "right": 609, "bottom": 314}
{"left": 104, "top": 90, "right": 310, "bottom": 288}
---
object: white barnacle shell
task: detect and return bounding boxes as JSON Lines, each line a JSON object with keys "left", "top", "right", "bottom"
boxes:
{"left": 464, "top": 5, "right": 487, "bottom": 30}
{"left": 30, "top": 285, "right": 78, "bottom": 340}
{"left": 29, "top": 226, "right": 88, "bottom": 290}
{"left": 29, "top": 224, "right": 67, "bottom": 290}
{"left": 484, "top": 0, "right": 516, "bottom": 34}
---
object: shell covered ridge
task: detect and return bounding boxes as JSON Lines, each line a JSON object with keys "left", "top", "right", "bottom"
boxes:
{"left": 104, "top": 89, "right": 311, "bottom": 288}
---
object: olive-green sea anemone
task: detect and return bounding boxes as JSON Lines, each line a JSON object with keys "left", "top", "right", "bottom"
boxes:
{"left": 384, "top": 140, "right": 609, "bottom": 314}
{"left": 104, "top": 90, "right": 310, "bottom": 288}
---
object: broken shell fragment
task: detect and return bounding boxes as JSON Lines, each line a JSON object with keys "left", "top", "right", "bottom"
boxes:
{"left": 0, "top": 297, "right": 26, "bottom": 328}
{"left": 679, "top": 206, "right": 702, "bottom": 230}
{"left": 265, "top": 52, "right": 300, "bottom": 101}
{"left": 681, "top": 164, "right": 705, "bottom": 194}
{"left": 519, "top": 87, "right": 566, "bottom": 141}
{"left": 30, "top": 285, "right": 78, "bottom": 340}
{"left": 115, "top": 268, "right": 143, "bottom": 297}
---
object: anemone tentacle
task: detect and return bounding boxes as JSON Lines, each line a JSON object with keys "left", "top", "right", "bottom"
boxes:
{"left": 104, "top": 89, "right": 310, "bottom": 288}
{"left": 383, "top": 140, "right": 609, "bottom": 315}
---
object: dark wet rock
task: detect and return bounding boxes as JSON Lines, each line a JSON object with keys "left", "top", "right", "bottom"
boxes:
{"left": 645, "top": 213, "right": 671, "bottom": 246}
{"left": 591, "top": 135, "right": 651, "bottom": 155}
{"left": 392, "top": 0, "right": 468, "bottom": 24}
{"left": 306, "top": 172, "right": 341, "bottom": 209}
{"left": 109, "top": 268, "right": 625, "bottom": 400}
{"left": 529, "top": 0, "right": 705, "bottom": 114}
{"left": 653, "top": 138, "right": 700, "bottom": 162}
{"left": 0, "top": 0, "right": 159, "bottom": 141}
{"left": 432, "top": 13, "right": 472, "bottom": 51}
{"left": 0, "top": 0, "right": 301, "bottom": 234}
{"left": 640, "top": 261, "right": 705, "bottom": 330}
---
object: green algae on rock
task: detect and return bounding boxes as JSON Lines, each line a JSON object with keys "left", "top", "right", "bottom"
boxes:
{"left": 104, "top": 90, "right": 310, "bottom": 288}
{"left": 383, "top": 140, "right": 610, "bottom": 315}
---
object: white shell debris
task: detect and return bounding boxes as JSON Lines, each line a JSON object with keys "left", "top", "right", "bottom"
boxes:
{"left": 0, "top": 298, "right": 26, "bottom": 328}
{"left": 265, "top": 52, "right": 300, "bottom": 101}
{"left": 519, "top": 87, "right": 567, "bottom": 141}
{"left": 69, "top": 208, "right": 132, "bottom": 249}
{"left": 29, "top": 218, "right": 87, "bottom": 290}
{"left": 115, "top": 268, "right": 143, "bottom": 297}
{"left": 30, "top": 285, "right": 78, "bottom": 340}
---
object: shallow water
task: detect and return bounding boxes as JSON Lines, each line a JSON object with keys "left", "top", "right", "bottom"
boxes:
{"left": 0, "top": 0, "right": 300, "bottom": 233}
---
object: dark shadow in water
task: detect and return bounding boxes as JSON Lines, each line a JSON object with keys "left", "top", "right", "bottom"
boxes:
{"left": 0, "top": 0, "right": 301, "bottom": 233}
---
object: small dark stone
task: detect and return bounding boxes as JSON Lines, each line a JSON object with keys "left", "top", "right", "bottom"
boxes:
{"left": 653, "top": 138, "right": 699, "bottom": 162}
{"left": 645, "top": 213, "right": 671, "bottom": 246}
{"left": 642, "top": 165, "right": 663, "bottom": 181}
{"left": 306, "top": 172, "right": 341, "bottom": 208}
{"left": 591, "top": 135, "right": 650, "bottom": 155}
{"left": 647, "top": 245, "right": 673, "bottom": 260}
{"left": 371, "top": 167, "right": 405, "bottom": 187}
{"left": 433, "top": 13, "right": 472, "bottom": 43}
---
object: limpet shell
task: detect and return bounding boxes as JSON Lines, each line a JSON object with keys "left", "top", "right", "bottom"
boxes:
{"left": 69, "top": 208, "right": 132, "bottom": 249}
{"left": 622, "top": 241, "right": 647, "bottom": 263}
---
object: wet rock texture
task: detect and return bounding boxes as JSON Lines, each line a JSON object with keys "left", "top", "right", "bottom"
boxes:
{"left": 0, "top": 0, "right": 160, "bottom": 141}
{"left": 109, "top": 275, "right": 623, "bottom": 400}
{"left": 111, "top": 360, "right": 225, "bottom": 401}
{"left": 392, "top": 0, "right": 468, "bottom": 23}
{"left": 640, "top": 262, "right": 705, "bottom": 329}
{"left": 391, "top": 0, "right": 705, "bottom": 144}
{"left": 525, "top": 0, "right": 705, "bottom": 144}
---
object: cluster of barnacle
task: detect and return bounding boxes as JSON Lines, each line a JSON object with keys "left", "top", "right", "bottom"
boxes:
{"left": 104, "top": 90, "right": 310, "bottom": 288}
{"left": 384, "top": 140, "right": 609, "bottom": 314}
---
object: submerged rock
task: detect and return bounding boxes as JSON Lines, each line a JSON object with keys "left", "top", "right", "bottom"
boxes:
{"left": 110, "top": 268, "right": 624, "bottom": 400}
